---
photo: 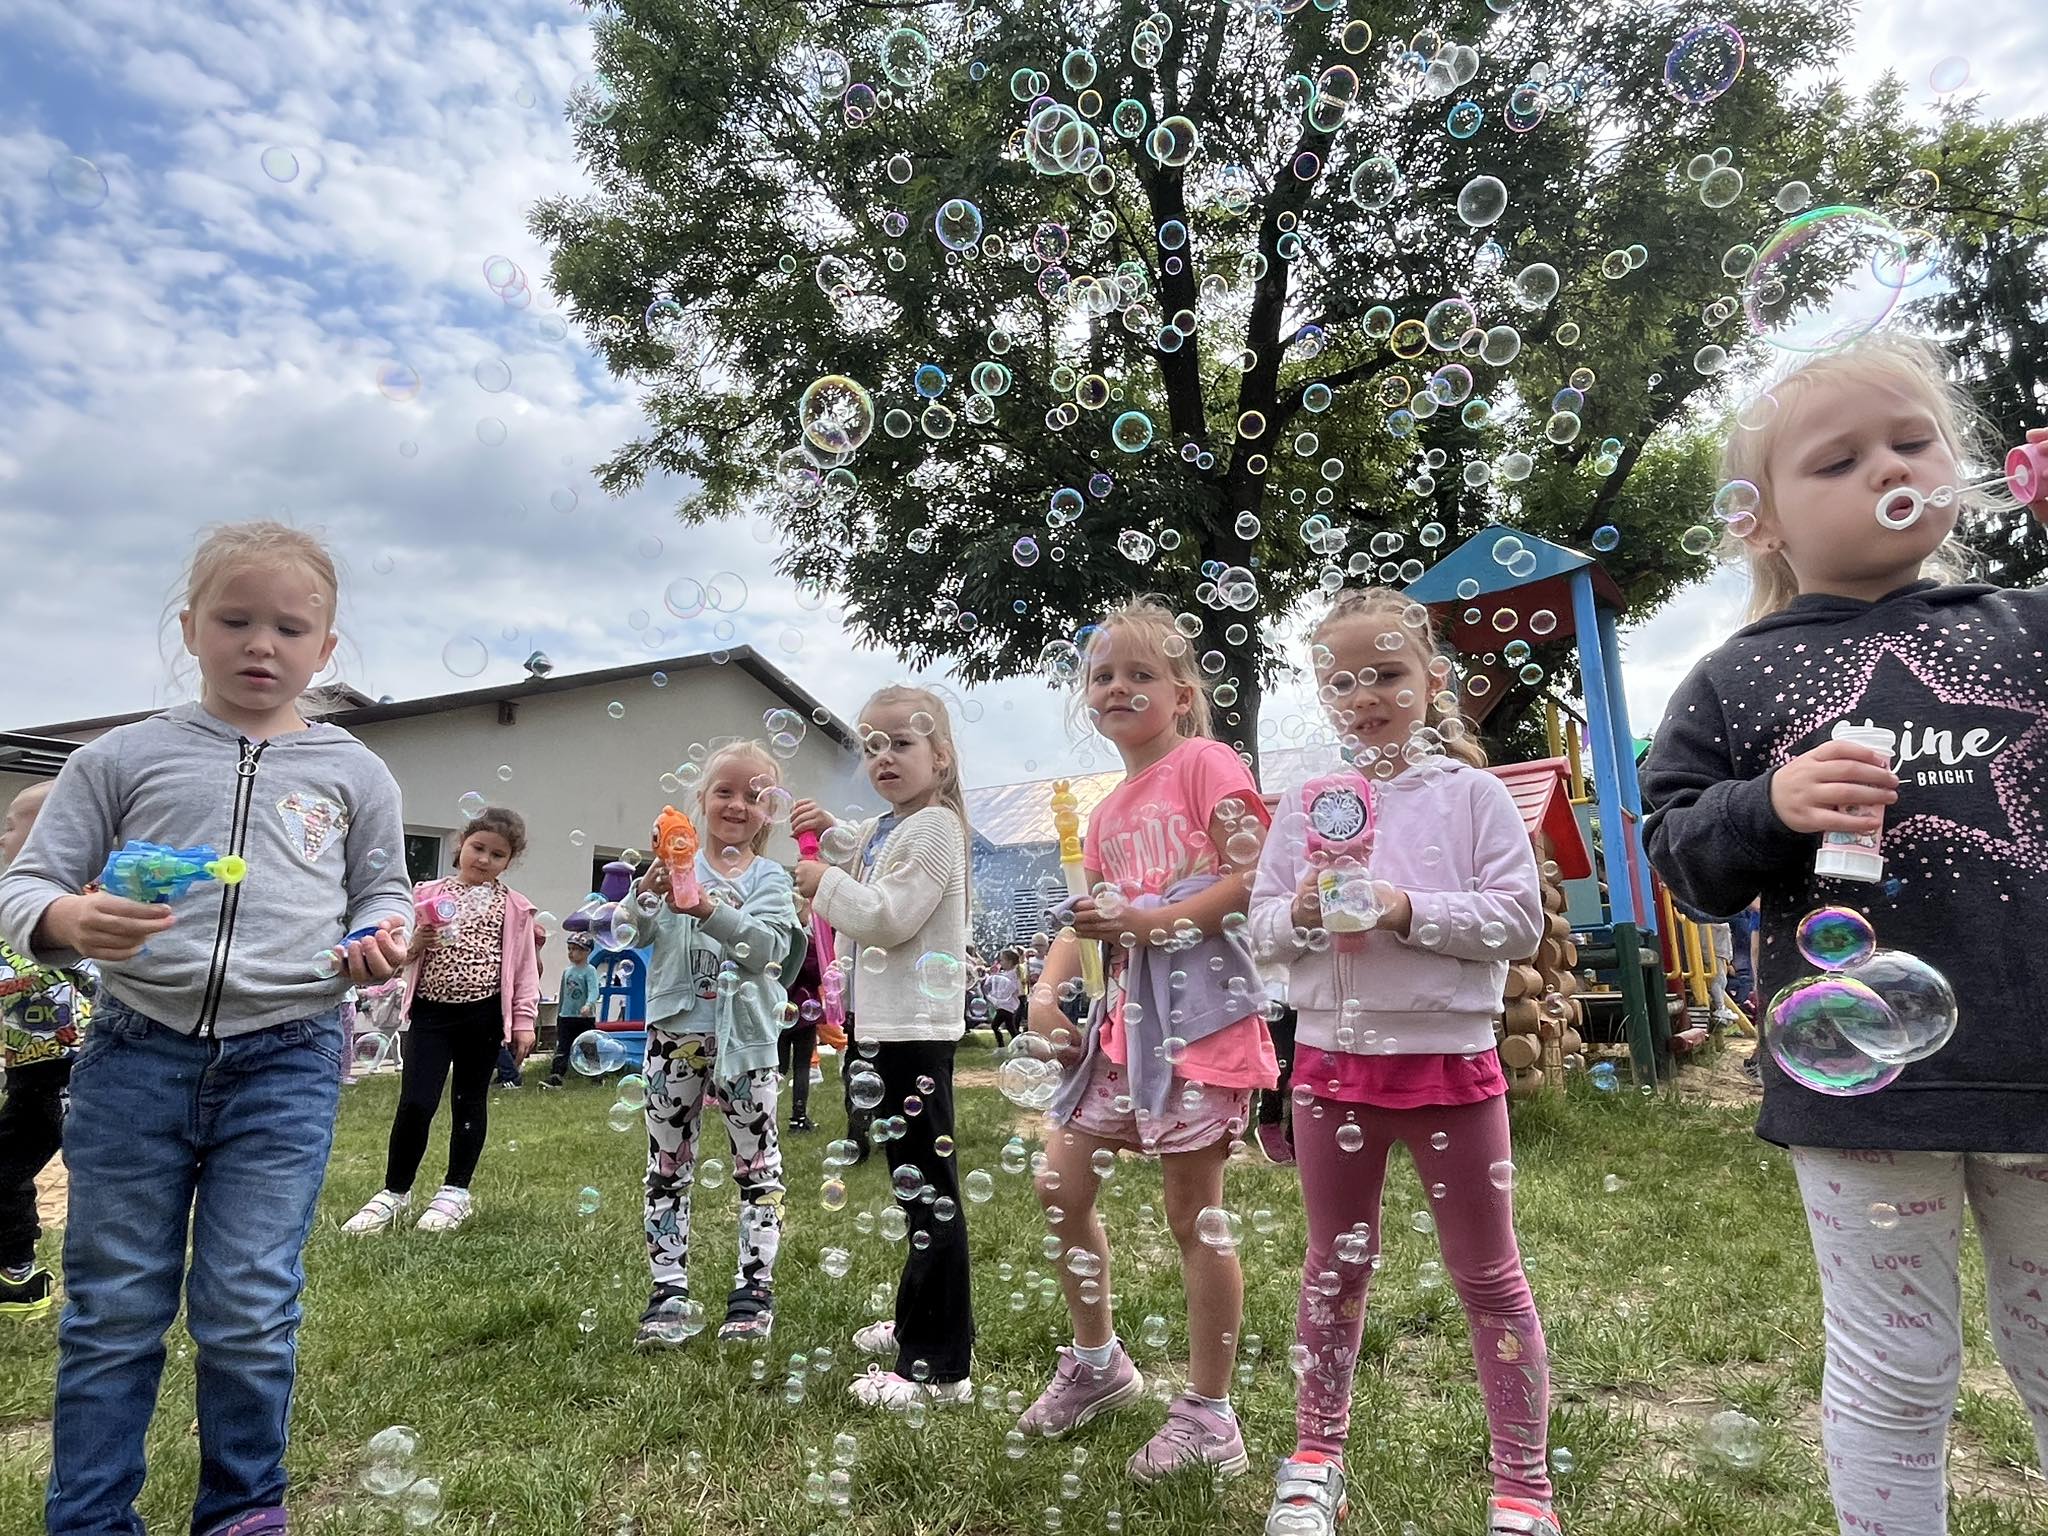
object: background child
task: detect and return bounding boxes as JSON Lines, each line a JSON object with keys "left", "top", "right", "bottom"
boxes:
{"left": 1022, "top": 596, "right": 1277, "bottom": 1485}
{"left": 0, "top": 782, "right": 94, "bottom": 1321}
{"left": 1644, "top": 336, "right": 2048, "bottom": 1535}
{"left": 778, "top": 893, "right": 823, "bottom": 1132}
{"left": 0, "top": 520, "right": 411, "bottom": 1536}
{"left": 793, "top": 685, "right": 975, "bottom": 1410}
{"left": 344, "top": 806, "right": 540, "bottom": 1235}
{"left": 1249, "top": 588, "right": 1554, "bottom": 1536}
{"left": 633, "top": 741, "right": 798, "bottom": 1346}
{"left": 542, "top": 933, "right": 601, "bottom": 1088}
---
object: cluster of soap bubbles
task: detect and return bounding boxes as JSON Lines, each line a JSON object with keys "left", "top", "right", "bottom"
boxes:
{"left": 1765, "top": 907, "right": 1958, "bottom": 1095}
{"left": 359, "top": 1425, "right": 442, "bottom": 1527}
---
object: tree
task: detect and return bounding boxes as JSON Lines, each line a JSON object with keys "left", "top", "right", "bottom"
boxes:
{"left": 537, "top": 0, "right": 1925, "bottom": 765}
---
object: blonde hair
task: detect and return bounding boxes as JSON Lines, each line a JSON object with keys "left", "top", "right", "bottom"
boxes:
{"left": 1722, "top": 333, "right": 1994, "bottom": 621}
{"left": 1311, "top": 587, "right": 1489, "bottom": 768}
{"left": 698, "top": 739, "right": 783, "bottom": 854}
{"left": 1075, "top": 595, "right": 1215, "bottom": 741}
{"left": 184, "top": 520, "right": 341, "bottom": 622}
{"left": 859, "top": 685, "right": 973, "bottom": 910}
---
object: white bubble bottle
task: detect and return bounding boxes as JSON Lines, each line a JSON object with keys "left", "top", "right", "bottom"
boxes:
{"left": 1814, "top": 722, "right": 1897, "bottom": 883}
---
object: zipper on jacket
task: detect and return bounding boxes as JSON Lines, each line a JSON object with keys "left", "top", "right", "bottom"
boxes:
{"left": 197, "top": 736, "right": 268, "bottom": 1037}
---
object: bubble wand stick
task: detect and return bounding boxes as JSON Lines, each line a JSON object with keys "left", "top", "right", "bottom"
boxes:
{"left": 1874, "top": 442, "right": 2048, "bottom": 529}
{"left": 1050, "top": 780, "right": 1105, "bottom": 999}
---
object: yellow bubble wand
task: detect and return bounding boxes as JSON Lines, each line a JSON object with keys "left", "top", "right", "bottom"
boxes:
{"left": 1050, "top": 780, "right": 1104, "bottom": 999}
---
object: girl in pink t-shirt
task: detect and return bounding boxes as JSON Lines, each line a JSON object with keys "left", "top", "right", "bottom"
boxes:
{"left": 1022, "top": 597, "right": 1277, "bottom": 1485}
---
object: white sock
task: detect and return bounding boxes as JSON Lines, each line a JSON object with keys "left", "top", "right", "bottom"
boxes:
{"left": 1188, "top": 1390, "right": 1234, "bottom": 1421}
{"left": 1072, "top": 1337, "right": 1117, "bottom": 1370}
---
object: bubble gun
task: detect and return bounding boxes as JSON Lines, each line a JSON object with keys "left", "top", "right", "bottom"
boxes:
{"left": 414, "top": 887, "right": 460, "bottom": 945}
{"left": 1303, "top": 773, "right": 1380, "bottom": 943}
{"left": 1049, "top": 780, "right": 1105, "bottom": 999}
{"left": 655, "top": 805, "right": 703, "bottom": 910}
{"left": 796, "top": 830, "right": 821, "bottom": 861}
{"left": 97, "top": 840, "right": 246, "bottom": 905}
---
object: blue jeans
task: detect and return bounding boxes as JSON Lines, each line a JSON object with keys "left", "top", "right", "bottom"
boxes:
{"left": 48, "top": 996, "right": 344, "bottom": 1536}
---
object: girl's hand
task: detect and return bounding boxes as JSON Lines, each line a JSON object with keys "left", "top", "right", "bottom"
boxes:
{"left": 674, "top": 887, "right": 714, "bottom": 920}
{"left": 793, "top": 859, "right": 827, "bottom": 900}
{"left": 341, "top": 918, "right": 409, "bottom": 985}
{"left": 641, "top": 860, "right": 672, "bottom": 897}
{"left": 39, "top": 891, "right": 175, "bottom": 962}
{"left": 510, "top": 1027, "right": 536, "bottom": 1066}
{"left": 790, "top": 799, "right": 835, "bottom": 837}
{"left": 1027, "top": 994, "right": 1084, "bottom": 1064}
{"left": 1769, "top": 740, "right": 1899, "bottom": 834}
{"left": 404, "top": 925, "right": 439, "bottom": 963}
{"left": 1067, "top": 894, "right": 1131, "bottom": 943}
{"left": 1371, "top": 882, "right": 1413, "bottom": 938}
{"left": 1290, "top": 869, "right": 1324, "bottom": 930}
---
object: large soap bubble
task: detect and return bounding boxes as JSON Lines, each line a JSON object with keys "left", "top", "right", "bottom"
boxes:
{"left": 995, "top": 1034, "right": 1064, "bottom": 1110}
{"left": 1765, "top": 975, "right": 1906, "bottom": 1096}
{"left": 570, "top": 1029, "right": 629, "bottom": 1077}
{"left": 1839, "top": 949, "right": 1958, "bottom": 1064}
{"left": 1742, "top": 207, "right": 1912, "bottom": 353}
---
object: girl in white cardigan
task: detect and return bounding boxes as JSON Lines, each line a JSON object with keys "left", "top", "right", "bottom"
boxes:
{"left": 793, "top": 685, "right": 976, "bottom": 1411}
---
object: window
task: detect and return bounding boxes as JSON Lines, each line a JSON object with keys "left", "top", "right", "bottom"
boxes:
{"left": 404, "top": 832, "right": 444, "bottom": 886}
{"left": 1008, "top": 887, "right": 1047, "bottom": 943}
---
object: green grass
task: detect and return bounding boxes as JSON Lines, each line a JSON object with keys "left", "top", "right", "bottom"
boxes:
{"left": 2, "top": 1047, "right": 2043, "bottom": 1534}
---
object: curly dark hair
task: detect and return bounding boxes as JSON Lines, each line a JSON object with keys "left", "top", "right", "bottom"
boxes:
{"left": 458, "top": 805, "right": 528, "bottom": 863}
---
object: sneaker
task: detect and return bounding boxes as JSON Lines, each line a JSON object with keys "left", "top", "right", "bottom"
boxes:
{"left": 1740, "top": 1051, "right": 1763, "bottom": 1086}
{"left": 1127, "top": 1394, "right": 1251, "bottom": 1484}
{"left": 634, "top": 1281, "right": 694, "bottom": 1348}
{"left": 0, "top": 1264, "right": 53, "bottom": 1320}
{"left": 415, "top": 1187, "right": 473, "bottom": 1233}
{"left": 788, "top": 1116, "right": 817, "bottom": 1134}
{"left": 1255, "top": 1115, "right": 1296, "bottom": 1167}
{"left": 199, "top": 1509, "right": 287, "bottom": 1536}
{"left": 717, "top": 1285, "right": 775, "bottom": 1343}
{"left": 853, "top": 1318, "right": 896, "bottom": 1356}
{"left": 1266, "top": 1456, "right": 1347, "bottom": 1536}
{"left": 342, "top": 1190, "right": 410, "bottom": 1235}
{"left": 1489, "top": 1497, "right": 1562, "bottom": 1536}
{"left": 847, "top": 1366, "right": 973, "bottom": 1411}
{"left": 1017, "top": 1343, "right": 1144, "bottom": 1437}
{"left": 541, "top": 1075, "right": 564, "bottom": 1090}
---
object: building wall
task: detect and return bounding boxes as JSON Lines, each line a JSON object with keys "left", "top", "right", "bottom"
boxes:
{"left": 350, "top": 669, "right": 860, "bottom": 980}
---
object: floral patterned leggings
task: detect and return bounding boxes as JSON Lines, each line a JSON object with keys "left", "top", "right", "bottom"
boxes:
{"left": 642, "top": 1030, "right": 784, "bottom": 1296}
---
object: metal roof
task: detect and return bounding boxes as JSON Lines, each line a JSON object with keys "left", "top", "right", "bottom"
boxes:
{"left": 0, "top": 733, "right": 81, "bottom": 780}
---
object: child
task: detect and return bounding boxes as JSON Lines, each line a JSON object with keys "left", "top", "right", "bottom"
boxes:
{"left": 0, "top": 520, "right": 412, "bottom": 1536}
{"left": 1249, "top": 588, "right": 1555, "bottom": 1536}
{"left": 985, "top": 946, "right": 1025, "bottom": 1046}
{"left": 778, "top": 894, "right": 823, "bottom": 1132}
{"left": 1643, "top": 335, "right": 2048, "bottom": 1535}
{"left": 631, "top": 742, "right": 799, "bottom": 1346}
{"left": 542, "top": 933, "right": 602, "bottom": 1088}
{"left": 1020, "top": 596, "right": 1278, "bottom": 1483}
{"left": 0, "top": 783, "right": 94, "bottom": 1321}
{"left": 792, "top": 685, "right": 975, "bottom": 1409}
{"left": 495, "top": 925, "right": 547, "bottom": 1089}
{"left": 344, "top": 806, "right": 540, "bottom": 1235}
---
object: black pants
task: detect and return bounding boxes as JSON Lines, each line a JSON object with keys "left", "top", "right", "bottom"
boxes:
{"left": 842, "top": 1014, "right": 872, "bottom": 1161}
{"left": 874, "top": 1038, "right": 974, "bottom": 1383}
{"left": 1257, "top": 1007, "right": 1299, "bottom": 1127}
{"left": 494, "top": 1045, "right": 521, "bottom": 1086}
{"left": 777, "top": 1024, "right": 817, "bottom": 1120}
{"left": 547, "top": 1015, "right": 594, "bottom": 1082}
{"left": 385, "top": 995, "right": 501, "bottom": 1193}
{"left": 0, "top": 1060, "right": 67, "bottom": 1269}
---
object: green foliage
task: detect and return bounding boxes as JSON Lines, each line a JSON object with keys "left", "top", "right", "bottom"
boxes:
{"left": 533, "top": 1, "right": 2029, "bottom": 760}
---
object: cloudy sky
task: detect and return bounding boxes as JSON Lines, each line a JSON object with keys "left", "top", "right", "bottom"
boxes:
{"left": 2, "top": 1, "right": 2041, "bottom": 791}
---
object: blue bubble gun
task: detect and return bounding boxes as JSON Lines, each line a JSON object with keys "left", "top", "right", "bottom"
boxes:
{"left": 97, "top": 840, "right": 248, "bottom": 904}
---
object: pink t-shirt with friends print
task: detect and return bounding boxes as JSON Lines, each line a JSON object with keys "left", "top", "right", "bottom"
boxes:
{"left": 1086, "top": 736, "right": 1278, "bottom": 1091}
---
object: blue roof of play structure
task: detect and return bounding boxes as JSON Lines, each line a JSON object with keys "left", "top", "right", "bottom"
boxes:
{"left": 1403, "top": 526, "right": 1625, "bottom": 610}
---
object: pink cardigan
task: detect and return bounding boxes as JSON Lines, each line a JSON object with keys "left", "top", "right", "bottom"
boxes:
{"left": 402, "top": 878, "right": 543, "bottom": 1043}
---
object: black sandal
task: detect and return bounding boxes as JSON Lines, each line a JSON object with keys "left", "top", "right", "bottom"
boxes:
{"left": 718, "top": 1284, "right": 775, "bottom": 1343}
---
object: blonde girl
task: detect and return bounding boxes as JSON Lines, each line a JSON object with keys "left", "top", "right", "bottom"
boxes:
{"left": 1644, "top": 334, "right": 2048, "bottom": 1536}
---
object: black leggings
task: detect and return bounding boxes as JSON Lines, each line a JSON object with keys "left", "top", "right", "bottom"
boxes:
{"left": 385, "top": 994, "right": 502, "bottom": 1193}
{"left": 0, "top": 1061, "right": 67, "bottom": 1269}
{"left": 873, "top": 1039, "right": 974, "bottom": 1382}
{"left": 777, "top": 1024, "right": 818, "bottom": 1120}
{"left": 1257, "top": 1007, "right": 1298, "bottom": 1127}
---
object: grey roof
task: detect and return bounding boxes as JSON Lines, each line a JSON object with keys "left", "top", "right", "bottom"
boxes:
{"left": 0, "top": 733, "right": 82, "bottom": 779}
{"left": 18, "top": 648, "right": 857, "bottom": 750}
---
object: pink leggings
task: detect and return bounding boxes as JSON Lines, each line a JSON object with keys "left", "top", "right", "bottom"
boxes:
{"left": 1293, "top": 1093, "right": 1552, "bottom": 1503}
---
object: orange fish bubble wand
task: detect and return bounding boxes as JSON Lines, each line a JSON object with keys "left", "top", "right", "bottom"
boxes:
{"left": 655, "top": 805, "right": 703, "bottom": 910}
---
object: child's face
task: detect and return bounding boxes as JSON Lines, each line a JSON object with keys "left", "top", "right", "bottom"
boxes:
{"left": 859, "top": 701, "right": 947, "bottom": 810}
{"left": 1317, "top": 614, "right": 1432, "bottom": 764}
{"left": 1763, "top": 374, "right": 1962, "bottom": 593}
{"left": 454, "top": 830, "right": 515, "bottom": 884}
{"left": 1085, "top": 626, "right": 1188, "bottom": 752}
{"left": 700, "top": 761, "right": 773, "bottom": 852}
{"left": 0, "top": 786, "right": 47, "bottom": 865}
{"left": 180, "top": 563, "right": 339, "bottom": 722}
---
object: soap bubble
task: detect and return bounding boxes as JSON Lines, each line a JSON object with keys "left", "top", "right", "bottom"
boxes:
{"left": 575, "top": 1186, "right": 602, "bottom": 1216}
{"left": 1929, "top": 56, "right": 1970, "bottom": 94}
{"left": 1455, "top": 175, "right": 1508, "bottom": 227}
{"left": 848, "top": 1065, "right": 886, "bottom": 1111}
{"left": 377, "top": 361, "right": 422, "bottom": 402}
{"left": 965, "top": 1169, "right": 996, "bottom": 1203}
{"left": 935, "top": 198, "right": 984, "bottom": 251}
{"left": 1194, "top": 1206, "right": 1241, "bottom": 1252}
{"left": 1702, "top": 1408, "right": 1766, "bottom": 1471}
{"left": 1795, "top": 906, "right": 1876, "bottom": 970}
{"left": 1592, "top": 526, "right": 1621, "bottom": 552}
{"left": 646, "top": 1294, "right": 707, "bottom": 1343}
{"left": 50, "top": 154, "right": 110, "bottom": 208}
{"left": 351, "top": 1032, "right": 392, "bottom": 1072}
{"left": 1764, "top": 976, "right": 1906, "bottom": 1096}
{"left": 1744, "top": 207, "right": 1912, "bottom": 353}
{"left": 260, "top": 146, "right": 300, "bottom": 183}
{"left": 616, "top": 1072, "right": 649, "bottom": 1109}
{"left": 800, "top": 376, "right": 876, "bottom": 453}
{"left": 397, "top": 1476, "right": 442, "bottom": 1527}
{"left": 1664, "top": 23, "right": 1746, "bottom": 104}
{"left": 360, "top": 1425, "right": 421, "bottom": 1497}
{"left": 442, "top": 636, "right": 488, "bottom": 678}
{"left": 1839, "top": 949, "right": 1958, "bottom": 1063}
{"left": 570, "top": 1030, "right": 628, "bottom": 1077}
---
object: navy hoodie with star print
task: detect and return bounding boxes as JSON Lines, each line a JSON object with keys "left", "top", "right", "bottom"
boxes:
{"left": 1642, "top": 579, "right": 2048, "bottom": 1153}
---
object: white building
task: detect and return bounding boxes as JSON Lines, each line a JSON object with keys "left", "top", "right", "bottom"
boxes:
{"left": 2, "top": 648, "right": 862, "bottom": 977}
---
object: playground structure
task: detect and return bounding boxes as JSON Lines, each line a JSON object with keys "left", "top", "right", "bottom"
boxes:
{"left": 1407, "top": 526, "right": 1741, "bottom": 1084}
{"left": 560, "top": 858, "right": 655, "bottom": 1073}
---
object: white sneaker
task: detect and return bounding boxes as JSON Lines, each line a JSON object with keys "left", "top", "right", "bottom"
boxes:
{"left": 853, "top": 1319, "right": 896, "bottom": 1356}
{"left": 342, "top": 1190, "right": 409, "bottom": 1234}
{"left": 415, "top": 1186, "right": 473, "bottom": 1232}
{"left": 848, "top": 1366, "right": 973, "bottom": 1411}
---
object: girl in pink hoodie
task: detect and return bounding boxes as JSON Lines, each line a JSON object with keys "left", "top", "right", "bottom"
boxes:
{"left": 1248, "top": 589, "right": 1558, "bottom": 1536}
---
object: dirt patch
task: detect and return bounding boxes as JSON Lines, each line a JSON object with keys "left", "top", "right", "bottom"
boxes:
{"left": 1673, "top": 1040, "right": 1763, "bottom": 1111}
{"left": 955, "top": 1067, "right": 1000, "bottom": 1090}
{"left": 36, "top": 1158, "right": 65, "bottom": 1232}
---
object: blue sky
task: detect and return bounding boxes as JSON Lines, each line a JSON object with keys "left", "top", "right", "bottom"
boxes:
{"left": 2, "top": 1, "right": 2042, "bottom": 791}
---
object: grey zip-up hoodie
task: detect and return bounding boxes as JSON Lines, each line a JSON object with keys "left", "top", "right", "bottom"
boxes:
{"left": 0, "top": 702, "right": 414, "bottom": 1038}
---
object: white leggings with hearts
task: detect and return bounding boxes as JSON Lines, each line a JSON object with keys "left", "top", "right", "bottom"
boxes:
{"left": 1791, "top": 1147, "right": 2048, "bottom": 1534}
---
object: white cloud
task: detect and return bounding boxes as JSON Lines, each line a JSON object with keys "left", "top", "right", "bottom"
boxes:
{"left": 0, "top": 0, "right": 2042, "bottom": 800}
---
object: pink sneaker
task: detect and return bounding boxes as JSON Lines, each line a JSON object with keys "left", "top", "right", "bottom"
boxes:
{"left": 1489, "top": 1497, "right": 1562, "bottom": 1535}
{"left": 1017, "top": 1343, "right": 1145, "bottom": 1437}
{"left": 1127, "top": 1394, "right": 1251, "bottom": 1483}
{"left": 1255, "top": 1116, "right": 1295, "bottom": 1166}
